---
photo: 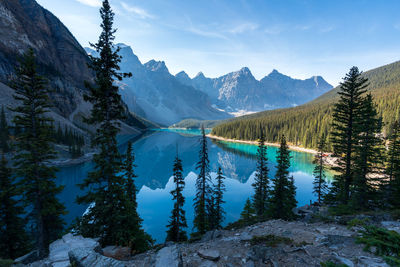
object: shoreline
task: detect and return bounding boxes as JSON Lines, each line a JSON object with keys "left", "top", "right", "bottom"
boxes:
{"left": 206, "top": 134, "right": 319, "bottom": 154}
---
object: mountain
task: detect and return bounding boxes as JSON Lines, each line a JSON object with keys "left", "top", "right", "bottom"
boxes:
{"left": 211, "top": 61, "right": 400, "bottom": 149}
{"left": 0, "top": 0, "right": 148, "bottom": 134}
{"left": 86, "top": 45, "right": 231, "bottom": 126}
{"left": 175, "top": 67, "right": 333, "bottom": 113}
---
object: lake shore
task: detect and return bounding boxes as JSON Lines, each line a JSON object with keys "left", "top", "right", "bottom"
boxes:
{"left": 206, "top": 134, "right": 319, "bottom": 154}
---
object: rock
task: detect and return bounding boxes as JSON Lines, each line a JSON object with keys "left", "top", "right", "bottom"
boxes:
{"left": 197, "top": 249, "right": 220, "bottom": 261}
{"left": 46, "top": 233, "right": 100, "bottom": 267}
{"left": 334, "top": 255, "right": 354, "bottom": 267}
{"left": 381, "top": 221, "right": 400, "bottom": 234}
{"left": 357, "top": 256, "right": 389, "bottom": 267}
{"left": 201, "top": 230, "right": 223, "bottom": 242}
{"left": 68, "top": 247, "right": 127, "bottom": 267}
{"left": 102, "top": 246, "right": 131, "bottom": 261}
{"left": 154, "top": 245, "right": 182, "bottom": 267}
{"left": 14, "top": 250, "right": 40, "bottom": 265}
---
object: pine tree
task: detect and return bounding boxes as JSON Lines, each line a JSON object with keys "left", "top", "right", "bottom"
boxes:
{"left": 268, "top": 135, "right": 297, "bottom": 220}
{"left": 193, "top": 126, "right": 212, "bottom": 234}
{"left": 252, "top": 129, "right": 269, "bottom": 217}
{"left": 210, "top": 167, "right": 225, "bottom": 230}
{"left": 351, "top": 94, "right": 383, "bottom": 210}
{"left": 0, "top": 106, "right": 10, "bottom": 153}
{"left": 76, "top": 0, "right": 137, "bottom": 247}
{"left": 0, "top": 154, "right": 30, "bottom": 259}
{"left": 386, "top": 121, "right": 400, "bottom": 207}
{"left": 313, "top": 135, "right": 328, "bottom": 203}
{"left": 240, "top": 198, "right": 256, "bottom": 223}
{"left": 118, "top": 141, "right": 152, "bottom": 252}
{"left": 166, "top": 152, "right": 187, "bottom": 242}
{"left": 10, "top": 49, "right": 66, "bottom": 258}
{"left": 329, "top": 66, "right": 368, "bottom": 204}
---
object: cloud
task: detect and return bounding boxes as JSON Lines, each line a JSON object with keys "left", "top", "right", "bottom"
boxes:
{"left": 264, "top": 25, "right": 284, "bottom": 35}
{"left": 75, "top": 0, "right": 101, "bottom": 7}
{"left": 228, "top": 23, "right": 258, "bottom": 34}
{"left": 120, "top": 2, "right": 154, "bottom": 19}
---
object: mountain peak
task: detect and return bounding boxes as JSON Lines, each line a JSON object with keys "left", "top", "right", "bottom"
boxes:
{"left": 144, "top": 60, "right": 169, "bottom": 73}
{"left": 194, "top": 72, "right": 206, "bottom": 79}
{"left": 176, "top": 71, "right": 190, "bottom": 79}
{"left": 239, "top": 67, "right": 252, "bottom": 75}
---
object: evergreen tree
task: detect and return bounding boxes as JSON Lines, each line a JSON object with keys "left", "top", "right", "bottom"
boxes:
{"left": 76, "top": 0, "right": 138, "bottom": 247}
{"left": 0, "top": 106, "right": 10, "bottom": 152}
{"left": 252, "top": 129, "right": 269, "bottom": 217}
{"left": 240, "top": 198, "right": 256, "bottom": 223}
{"left": 386, "top": 121, "right": 400, "bottom": 207}
{"left": 313, "top": 135, "right": 328, "bottom": 203}
{"left": 193, "top": 126, "right": 212, "bottom": 234}
{"left": 123, "top": 141, "right": 137, "bottom": 205}
{"left": 210, "top": 167, "right": 225, "bottom": 230}
{"left": 10, "top": 49, "right": 66, "bottom": 258}
{"left": 118, "top": 141, "right": 152, "bottom": 252}
{"left": 351, "top": 94, "right": 383, "bottom": 209}
{"left": 268, "top": 135, "right": 297, "bottom": 220}
{"left": 329, "top": 66, "right": 368, "bottom": 204}
{"left": 166, "top": 152, "right": 187, "bottom": 242}
{"left": 0, "top": 154, "right": 29, "bottom": 259}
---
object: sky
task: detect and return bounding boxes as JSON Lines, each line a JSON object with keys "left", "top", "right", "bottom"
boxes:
{"left": 36, "top": 0, "right": 400, "bottom": 86}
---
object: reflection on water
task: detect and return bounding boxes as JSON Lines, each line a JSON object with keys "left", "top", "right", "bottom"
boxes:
{"left": 56, "top": 129, "right": 331, "bottom": 242}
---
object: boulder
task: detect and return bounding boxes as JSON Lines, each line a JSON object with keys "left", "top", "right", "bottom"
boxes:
{"left": 197, "top": 249, "right": 220, "bottom": 261}
{"left": 69, "top": 247, "right": 127, "bottom": 267}
{"left": 381, "top": 221, "right": 400, "bottom": 234}
{"left": 14, "top": 250, "right": 40, "bottom": 265}
{"left": 154, "top": 245, "right": 182, "bottom": 267}
{"left": 102, "top": 246, "right": 131, "bottom": 261}
{"left": 47, "top": 233, "right": 100, "bottom": 267}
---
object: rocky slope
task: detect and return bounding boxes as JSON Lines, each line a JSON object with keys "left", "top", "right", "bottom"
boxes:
{"left": 0, "top": 0, "right": 148, "bottom": 136}
{"left": 18, "top": 216, "right": 399, "bottom": 267}
{"left": 86, "top": 45, "right": 231, "bottom": 126}
{"left": 176, "top": 68, "right": 333, "bottom": 113}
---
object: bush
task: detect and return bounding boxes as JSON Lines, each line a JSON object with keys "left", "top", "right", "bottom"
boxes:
{"left": 356, "top": 225, "right": 400, "bottom": 266}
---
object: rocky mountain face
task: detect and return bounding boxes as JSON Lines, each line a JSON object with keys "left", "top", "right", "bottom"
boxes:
{"left": 176, "top": 68, "right": 333, "bottom": 112}
{"left": 0, "top": 0, "right": 92, "bottom": 117}
{"left": 86, "top": 45, "right": 231, "bottom": 126}
{"left": 0, "top": 0, "right": 148, "bottom": 135}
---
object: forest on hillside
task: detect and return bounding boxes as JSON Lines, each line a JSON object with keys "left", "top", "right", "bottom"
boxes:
{"left": 211, "top": 61, "right": 400, "bottom": 150}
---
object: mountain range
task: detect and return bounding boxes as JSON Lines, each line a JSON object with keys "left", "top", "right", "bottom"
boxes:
{"left": 86, "top": 44, "right": 332, "bottom": 125}
{"left": 0, "top": 0, "right": 333, "bottom": 129}
{"left": 176, "top": 67, "right": 332, "bottom": 113}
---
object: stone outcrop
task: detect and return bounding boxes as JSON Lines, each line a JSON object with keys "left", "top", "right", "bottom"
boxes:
{"left": 21, "top": 218, "right": 399, "bottom": 267}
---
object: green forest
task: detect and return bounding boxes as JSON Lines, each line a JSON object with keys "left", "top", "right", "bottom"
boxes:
{"left": 212, "top": 61, "right": 400, "bottom": 150}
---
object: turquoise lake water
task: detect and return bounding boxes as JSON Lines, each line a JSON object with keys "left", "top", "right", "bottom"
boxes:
{"left": 56, "top": 129, "right": 331, "bottom": 242}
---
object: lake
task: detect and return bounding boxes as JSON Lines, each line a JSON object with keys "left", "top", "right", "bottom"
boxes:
{"left": 56, "top": 129, "right": 331, "bottom": 243}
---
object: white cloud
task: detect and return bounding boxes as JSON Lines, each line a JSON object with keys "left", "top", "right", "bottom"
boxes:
{"left": 120, "top": 2, "right": 154, "bottom": 19}
{"left": 75, "top": 0, "right": 101, "bottom": 7}
{"left": 228, "top": 23, "right": 258, "bottom": 34}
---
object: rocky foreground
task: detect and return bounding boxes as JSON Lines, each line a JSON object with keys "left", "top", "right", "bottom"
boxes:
{"left": 14, "top": 215, "right": 400, "bottom": 267}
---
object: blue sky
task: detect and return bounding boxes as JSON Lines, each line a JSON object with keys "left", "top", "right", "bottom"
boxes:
{"left": 36, "top": 0, "right": 400, "bottom": 86}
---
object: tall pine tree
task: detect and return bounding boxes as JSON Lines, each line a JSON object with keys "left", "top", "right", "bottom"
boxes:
{"left": 329, "top": 66, "right": 368, "bottom": 204}
{"left": 119, "top": 141, "right": 152, "bottom": 252}
{"left": 193, "top": 126, "right": 212, "bottom": 234}
{"left": 10, "top": 49, "right": 66, "bottom": 258}
{"left": 166, "top": 152, "right": 187, "bottom": 242}
{"left": 76, "top": 0, "right": 140, "bottom": 247}
{"left": 252, "top": 129, "right": 269, "bottom": 217}
{"left": 351, "top": 94, "right": 383, "bottom": 210}
{"left": 210, "top": 167, "right": 225, "bottom": 230}
{"left": 268, "top": 135, "right": 297, "bottom": 220}
{"left": 313, "top": 135, "right": 328, "bottom": 204}
{"left": 386, "top": 121, "right": 400, "bottom": 207}
{"left": 240, "top": 198, "right": 256, "bottom": 223}
{"left": 0, "top": 106, "right": 10, "bottom": 152}
{"left": 0, "top": 154, "right": 29, "bottom": 259}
